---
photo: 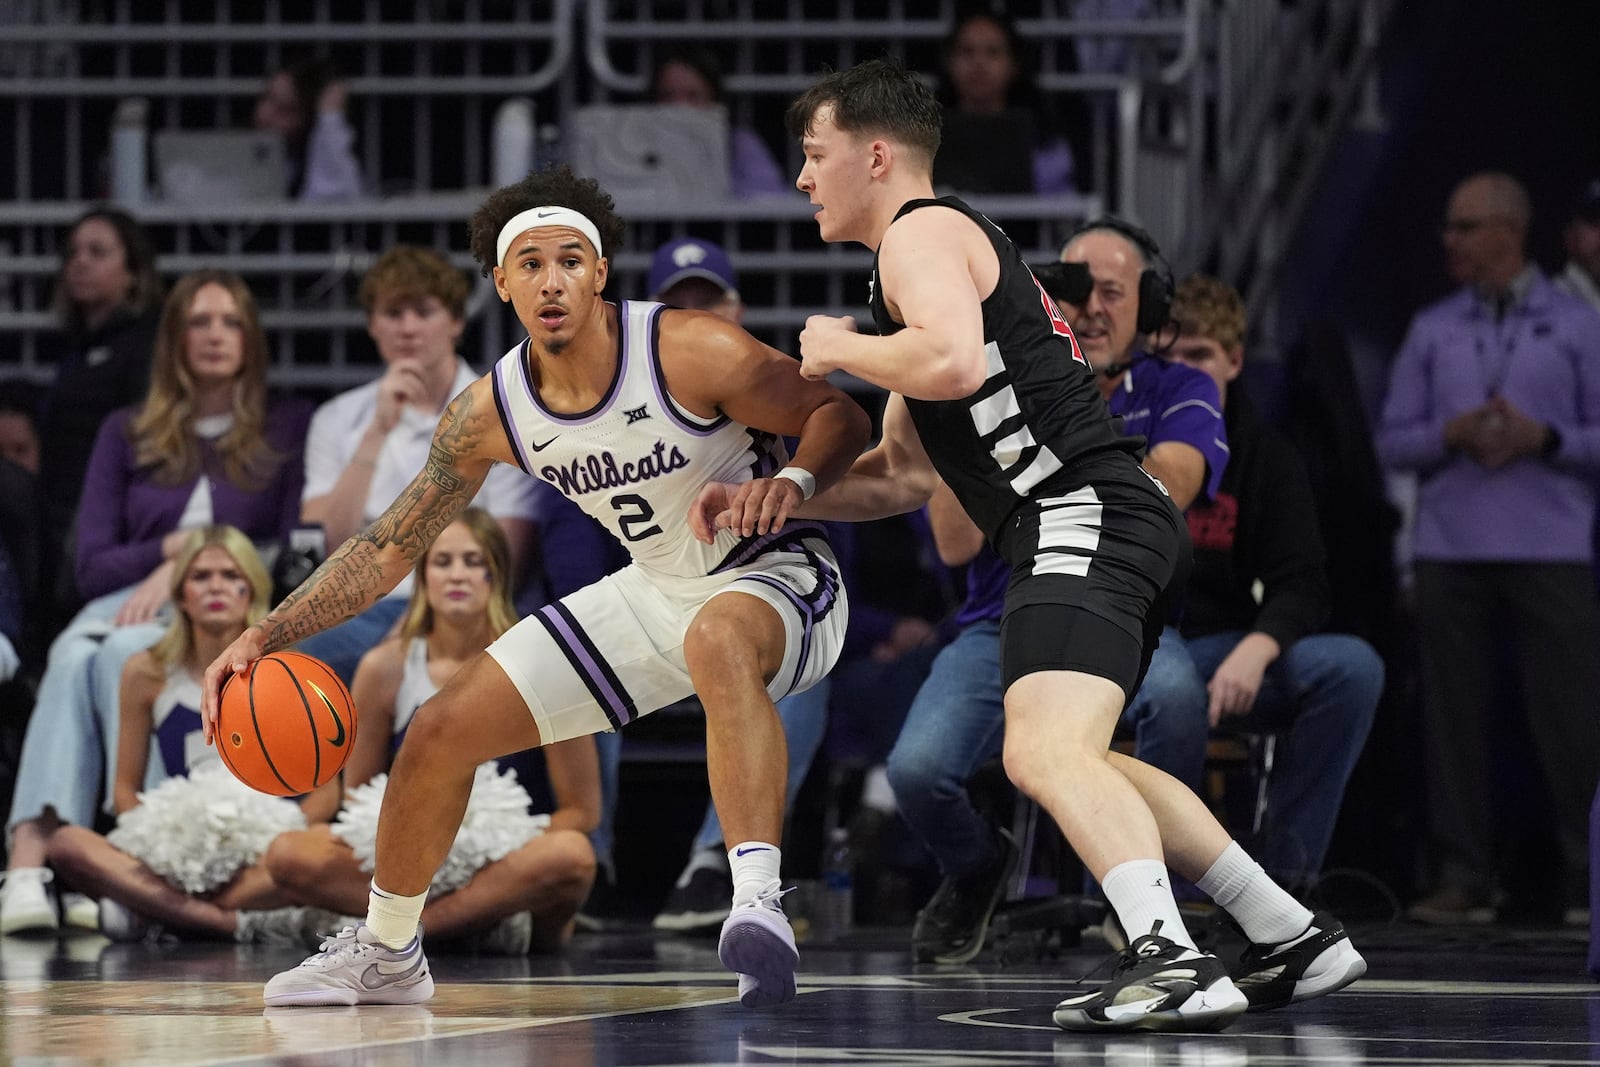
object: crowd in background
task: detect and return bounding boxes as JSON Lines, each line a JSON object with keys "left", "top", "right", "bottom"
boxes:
{"left": 2, "top": 1, "right": 1600, "bottom": 955}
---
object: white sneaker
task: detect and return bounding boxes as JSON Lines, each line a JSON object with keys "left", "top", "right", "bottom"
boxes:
{"left": 717, "top": 885, "right": 798, "bottom": 1008}
{"left": 237, "top": 906, "right": 312, "bottom": 947}
{"left": 0, "top": 868, "right": 59, "bottom": 935}
{"left": 98, "top": 897, "right": 155, "bottom": 943}
{"left": 60, "top": 891, "right": 100, "bottom": 932}
{"left": 263, "top": 923, "right": 434, "bottom": 1007}
{"left": 471, "top": 911, "right": 532, "bottom": 956}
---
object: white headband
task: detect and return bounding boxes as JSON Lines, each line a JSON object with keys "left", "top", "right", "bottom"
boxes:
{"left": 495, "top": 206, "right": 604, "bottom": 268}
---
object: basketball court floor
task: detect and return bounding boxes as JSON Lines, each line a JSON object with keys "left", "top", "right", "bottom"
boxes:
{"left": 1, "top": 920, "right": 1593, "bottom": 1066}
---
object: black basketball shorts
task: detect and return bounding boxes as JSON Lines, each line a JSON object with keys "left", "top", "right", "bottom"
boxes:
{"left": 995, "top": 472, "right": 1190, "bottom": 698}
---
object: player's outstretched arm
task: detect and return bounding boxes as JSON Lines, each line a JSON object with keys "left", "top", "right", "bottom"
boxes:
{"left": 201, "top": 379, "right": 507, "bottom": 741}
{"left": 674, "top": 315, "right": 871, "bottom": 542}
{"left": 798, "top": 208, "right": 991, "bottom": 401}
{"left": 796, "top": 392, "right": 938, "bottom": 522}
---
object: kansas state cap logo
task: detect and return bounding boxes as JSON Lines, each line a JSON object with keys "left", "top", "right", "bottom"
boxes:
{"left": 673, "top": 244, "right": 708, "bottom": 268}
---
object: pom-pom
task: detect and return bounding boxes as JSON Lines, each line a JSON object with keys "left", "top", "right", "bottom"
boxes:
{"left": 332, "top": 763, "right": 548, "bottom": 896}
{"left": 108, "top": 763, "right": 308, "bottom": 893}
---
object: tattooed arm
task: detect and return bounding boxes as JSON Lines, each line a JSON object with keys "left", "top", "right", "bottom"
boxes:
{"left": 200, "top": 377, "right": 515, "bottom": 740}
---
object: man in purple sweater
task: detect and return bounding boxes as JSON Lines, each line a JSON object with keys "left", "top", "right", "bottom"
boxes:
{"left": 1379, "top": 171, "right": 1600, "bottom": 925}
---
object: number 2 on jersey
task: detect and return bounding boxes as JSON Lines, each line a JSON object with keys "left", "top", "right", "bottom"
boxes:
{"left": 612, "top": 493, "right": 663, "bottom": 542}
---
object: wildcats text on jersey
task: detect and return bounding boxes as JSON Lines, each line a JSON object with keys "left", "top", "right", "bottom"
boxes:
{"left": 542, "top": 441, "right": 692, "bottom": 497}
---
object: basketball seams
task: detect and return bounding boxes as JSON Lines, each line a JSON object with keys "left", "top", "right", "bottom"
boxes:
{"left": 217, "top": 651, "right": 355, "bottom": 797}
{"left": 249, "top": 656, "right": 312, "bottom": 795}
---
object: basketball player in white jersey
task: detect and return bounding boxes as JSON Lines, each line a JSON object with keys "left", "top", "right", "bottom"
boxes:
{"left": 200, "top": 164, "right": 871, "bottom": 1009}
{"left": 699, "top": 58, "right": 1365, "bottom": 1033}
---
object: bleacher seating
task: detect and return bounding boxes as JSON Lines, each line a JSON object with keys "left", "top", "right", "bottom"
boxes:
{"left": 0, "top": 1, "right": 1213, "bottom": 391}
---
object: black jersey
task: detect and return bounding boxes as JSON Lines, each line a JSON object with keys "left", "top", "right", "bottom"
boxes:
{"left": 867, "top": 196, "right": 1144, "bottom": 542}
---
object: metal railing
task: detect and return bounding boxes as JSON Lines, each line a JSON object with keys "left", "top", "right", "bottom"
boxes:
{"left": 0, "top": 191, "right": 1098, "bottom": 391}
{"left": 1174, "top": 0, "right": 1395, "bottom": 349}
{"left": 0, "top": 0, "right": 1197, "bottom": 390}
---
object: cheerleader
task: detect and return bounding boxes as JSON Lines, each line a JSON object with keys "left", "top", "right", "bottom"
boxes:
{"left": 46, "top": 525, "right": 338, "bottom": 942}
{"left": 265, "top": 508, "right": 599, "bottom": 953}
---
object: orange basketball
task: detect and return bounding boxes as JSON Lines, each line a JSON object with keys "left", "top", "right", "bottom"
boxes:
{"left": 216, "top": 651, "right": 357, "bottom": 797}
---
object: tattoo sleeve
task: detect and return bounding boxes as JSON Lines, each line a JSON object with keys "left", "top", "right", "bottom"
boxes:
{"left": 258, "top": 388, "right": 496, "bottom": 651}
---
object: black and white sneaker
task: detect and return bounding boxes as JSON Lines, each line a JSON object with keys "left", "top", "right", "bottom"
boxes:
{"left": 653, "top": 865, "right": 733, "bottom": 933}
{"left": 1231, "top": 910, "right": 1366, "bottom": 1011}
{"left": 1053, "top": 923, "right": 1249, "bottom": 1033}
{"left": 911, "top": 828, "right": 1018, "bottom": 964}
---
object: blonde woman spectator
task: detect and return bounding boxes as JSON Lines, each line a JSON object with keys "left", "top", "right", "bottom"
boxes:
{"left": 1, "top": 270, "right": 310, "bottom": 936}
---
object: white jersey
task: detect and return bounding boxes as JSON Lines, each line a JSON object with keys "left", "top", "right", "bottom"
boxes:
{"left": 391, "top": 636, "right": 435, "bottom": 738}
{"left": 491, "top": 300, "right": 796, "bottom": 578}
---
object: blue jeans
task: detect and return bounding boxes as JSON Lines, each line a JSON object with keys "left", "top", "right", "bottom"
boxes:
{"left": 1125, "top": 627, "right": 1383, "bottom": 885}
{"left": 293, "top": 597, "right": 410, "bottom": 685}
{"left": 8, "top": 587, "right": 153, "bottom": 838}
{"left": 886, "top": 620, "right": 1006, "bottom": 879}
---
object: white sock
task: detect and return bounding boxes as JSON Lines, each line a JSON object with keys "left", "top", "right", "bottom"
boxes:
{"left": 366, "top": 881, "right": 427, "bottom": 949}
{"left": 1196, "top": 841, "right": 1314, "bottom": 945}
{"left": 674, "top": 844, "right": 728, "bottom": 888}
{"left": 860, "top": 764, "right": 897, "bottom": 813}
{"left": 1102, "top": 859, "right": 1197, "bottom": 951}
{"left": 727, "top": 841, "right": 782, "bottom": 906}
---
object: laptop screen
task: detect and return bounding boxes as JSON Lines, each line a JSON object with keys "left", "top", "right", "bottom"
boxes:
{"left": 569, "top": 104, "right": 731, "bottom": 203}
{"left": 154, "top": 130, "right": 289, "bottom": 205}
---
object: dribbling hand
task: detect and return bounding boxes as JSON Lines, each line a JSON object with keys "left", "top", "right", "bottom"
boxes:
{"left": 201, "top": 624, "right": 267, "bottom": 746}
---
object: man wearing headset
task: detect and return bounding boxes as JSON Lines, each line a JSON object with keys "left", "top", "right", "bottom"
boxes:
{"left": 885, "top": 217, "right": 1230, "bottom": 966}
{"left": 1054, "top": 231, "right": 1378, "bottom": 915}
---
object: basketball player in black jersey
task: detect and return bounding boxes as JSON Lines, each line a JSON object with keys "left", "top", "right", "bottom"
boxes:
{"left": 709, "top": 57, "right": 1365, "bottom": 1033}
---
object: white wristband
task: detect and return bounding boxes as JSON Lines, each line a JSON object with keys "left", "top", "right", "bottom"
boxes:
{"left": 773, "top": 466, "right": 816, "bottom": 501}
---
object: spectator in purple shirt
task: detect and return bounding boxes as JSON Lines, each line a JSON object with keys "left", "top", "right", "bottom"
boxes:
{"left": 884, "top": 218, "right": 1228, "bottom": 965}
{"left": 253, "top": 56, "right": 364, "bottom": 201}
{"left": 0, "top": 269, "right": 311, "bottom": 937}
{"left": 1378, "top": 171, "right": 1600, "bottom": 926}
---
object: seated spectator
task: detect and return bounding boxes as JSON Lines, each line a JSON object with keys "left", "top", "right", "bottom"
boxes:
{"left": 293, "top": 245, "right": 538, "bottom": 684}
{"left": 1056, "top": 218, "right": 1229, "bottom": 785}
{"left": 45, "top": 526, "right": 337, "bottom": 943}
{"left": 0, "top": 386, "right": 43, "bottom": 676}
{"left": 651, "top": 45, "right": 791, "bottom": 199}
{"left": 1136, "top": 274, "right": 1383, "bottom": 896}
{"left": 266, "top": 509, "right": 599, "bottom": 954}
{"left": 253, "top": 56, "right": 364, "bottom": 201}
{"left": 35, "top": 208, "right": 163, "bottom": 626}
{"left": 0, "top": 385, "right": 41, "bottom": 477}
{"left": 933, "top": 4, "right": 1082, "bottom": 195}
{"left": 0, "top": 269, "right": 311, "bottom": 936}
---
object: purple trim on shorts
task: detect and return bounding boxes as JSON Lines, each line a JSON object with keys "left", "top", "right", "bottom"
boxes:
{"left": 710, "top": 524, "right": 828, "bottom": 575}
{"left": 533, "top": 603, "right": 635, "bottom": 729}
{"left": 734, "top": 541, "right": 840, "bottom": 697}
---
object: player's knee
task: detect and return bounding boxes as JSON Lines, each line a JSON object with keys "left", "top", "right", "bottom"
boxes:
{"left": 683, "top": 612, "right": 773, "bottom": 681}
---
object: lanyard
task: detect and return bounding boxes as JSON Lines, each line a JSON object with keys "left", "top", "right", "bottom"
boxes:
{"left": 1474, "top": 308, "right": 1524, "bottom": 400}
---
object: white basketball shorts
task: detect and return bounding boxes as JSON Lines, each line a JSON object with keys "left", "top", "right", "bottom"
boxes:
{"left": 486, "top": 529, "right": 847, "bottom": 745}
